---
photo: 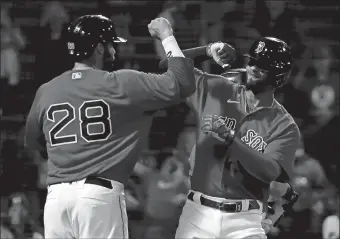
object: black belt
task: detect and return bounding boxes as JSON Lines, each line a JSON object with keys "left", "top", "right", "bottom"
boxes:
{"left": 49, "top": 176, "right": 113, "bottom": 189}
{"left": 187, "top": 191, "right": 260, "bottom": 212}
{"left": 85, "top": 176, "right": 113, "bottom": 189}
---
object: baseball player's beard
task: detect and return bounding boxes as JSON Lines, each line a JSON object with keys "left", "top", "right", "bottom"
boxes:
{"left": 103, "top": 48, "right": 115, "bottom": 71}
{"left": 245, "top": 76, "right": 273, "bottom": 95}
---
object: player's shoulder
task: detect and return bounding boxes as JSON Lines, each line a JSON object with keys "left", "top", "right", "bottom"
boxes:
{"left": 109, "top": 69, "right": 144, "bottom": 82}
{"left": 273, "top": 100, "right": 300, "bottom": 134}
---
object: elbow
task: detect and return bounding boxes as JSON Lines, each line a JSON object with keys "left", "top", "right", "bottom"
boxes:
{"left": 180, "top": 71, "right": 196, "bottom": 98}
{"left": 167, "top": 57, "right": 196, "bottom": 98}
{"left": 250, "top": 161, "right": 281, "bottom": 184}
{"left": 183, "top": 80, "right": 196, "bottom": 97}
{"left": 264, "top": 161, "right": 282, "bottom": 183}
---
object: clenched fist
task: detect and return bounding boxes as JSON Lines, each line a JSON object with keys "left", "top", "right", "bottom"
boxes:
{"left": 201, "top": 115, "right": 235, "bottom": 144}
{"left": 262, "top": 219, "right": 273, "bottom": 234}
{"left": 148, "top": 17, "right": 173, "bottom": 41}
{"left": 207, "top": 42, "right": 236, "bottom": 69}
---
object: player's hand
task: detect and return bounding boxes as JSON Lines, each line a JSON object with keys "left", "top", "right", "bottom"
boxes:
{"left": 269, "top": 181, "right": 290, "bottom": 200}
{"left": 262, "top": 218, "right": 273, "bottom": 234}
{"left": 201, "top": 115, "right": 235, "bottom": 143}
{"left": 207, "top": 42, "right": 236, "bottom": 69}
{"left": 148, "top": 17, "right": 173, "bottom": 41}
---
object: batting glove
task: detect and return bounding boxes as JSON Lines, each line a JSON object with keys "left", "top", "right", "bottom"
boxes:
{"left": 201, "top": 115, "right": 235, "bottom": 144}
{"left": 206, "top": 42, "right": 236, "bottom": 69}
{"left": 262, "top": 219, "right": 273, "bottom": 234}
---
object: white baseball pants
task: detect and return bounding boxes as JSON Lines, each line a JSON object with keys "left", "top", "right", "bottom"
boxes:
{"left": 175, "top": 190, "right": 266, "bottom": 239}
{"left": 44, "top": 178, "right": 128, "bottom": 238}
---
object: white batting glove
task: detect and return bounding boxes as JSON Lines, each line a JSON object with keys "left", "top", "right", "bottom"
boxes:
{"left": 262, "top": 218, "right": 273, "bottom": 234}
{"left": 206, "top": 42, "right": 236, "bottom": 69}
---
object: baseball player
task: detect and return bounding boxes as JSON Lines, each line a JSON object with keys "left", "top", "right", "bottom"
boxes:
{"left": 24, "top": 15, "right": 195, "bottom": 238}
{"left": 160, "top": 37, "right": 300, "bottom": 238}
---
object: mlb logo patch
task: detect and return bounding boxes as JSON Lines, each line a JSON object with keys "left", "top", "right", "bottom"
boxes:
{"left": 72, "top": 72, "right": 82, "bottom": 79}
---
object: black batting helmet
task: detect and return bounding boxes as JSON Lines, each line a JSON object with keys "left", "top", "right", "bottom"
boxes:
{"left": 244, "top": 37, "right": 293, "bottom": 88}
{"left": 66, "top": 15, "right": 126, "bottom": 60}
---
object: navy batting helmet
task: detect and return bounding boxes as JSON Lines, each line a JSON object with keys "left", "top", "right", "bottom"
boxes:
{"left": 66, "top": 15, "right": 126, "bottom": 60}
{"left": 244, "top": 37, "right": 293, "bottom": 88}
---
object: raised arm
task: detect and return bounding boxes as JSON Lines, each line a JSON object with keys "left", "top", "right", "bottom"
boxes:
{"left": 109, "top": 17, "right": 195, "bottom": 112}
{"left": 159, "top": 42, "right": 237, "bottom": 69}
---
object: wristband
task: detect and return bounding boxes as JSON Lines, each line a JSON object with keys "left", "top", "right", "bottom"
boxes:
{"left": 162, "top": 35, "right": 185, "bottom": 58}
{"left": 222, "top": 128, "right": 235, "bottom": 145}
{"left": 282, "top": 182, "right": 294, "bottom": 201}
{"left": 206, "top": 43, "right": 213, "bottom": 57}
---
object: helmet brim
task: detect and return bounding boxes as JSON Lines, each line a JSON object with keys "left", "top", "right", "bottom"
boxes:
{"left": 113, "top": 37, "right": 127, "bottom": 43}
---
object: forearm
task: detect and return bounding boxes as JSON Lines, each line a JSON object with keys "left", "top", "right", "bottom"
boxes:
{"left": 230, "top": 138, "right": 281, "bottom": 183}
{"left": 160, "top": 45, "right": 210, "bottom": 69}
{"left": 182, "top": 45, "right": 210, "bottom": 63}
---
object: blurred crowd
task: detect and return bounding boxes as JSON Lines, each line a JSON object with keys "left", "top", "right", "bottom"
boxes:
{"left": 0, "top": 1, "right": 339, "bottom": 239}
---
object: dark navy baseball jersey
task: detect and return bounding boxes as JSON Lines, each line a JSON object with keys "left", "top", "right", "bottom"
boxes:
{"left": 187, "top": 68, "right": 300, "bottom": 201}
{"left": 24, "top": 57, "right": 194, "bottom": 185}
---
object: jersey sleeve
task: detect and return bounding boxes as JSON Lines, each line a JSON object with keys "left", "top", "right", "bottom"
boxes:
{"left": 112, "top": 57, "right": 195, "bottom": 111}
{"left": 24, "top": 85, "right": 46, "bottom": 153}
{"left": 185, "top": 68, "right": 232, "bottom": 111}
{"left": 264, "top": 123, "right": 300, "bottom": 181}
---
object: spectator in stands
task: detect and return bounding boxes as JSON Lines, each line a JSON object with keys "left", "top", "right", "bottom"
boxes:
{"left": 295, "top": 44, "right": 339, "bottom": 174}
{"left": 0, "top": 3, "right": 26, "bottom": 115}
{"left": 322, "top": 195, "right": 340, "bottom": 239}
{"left": 277, "top": 138, "right": 336, "bottom": 239}
{"left": 274, "top": 65, "right": 311, "bottom": 128}
{"left": 33, "top": 1, "right": 71, "bottom": 90}
{"left": 295, "top": 45, "right": 339, "bottom": 134}
{"left": 174, "top": 112, "right": 196, "bottom": 174}
{"left": 141, "top": 156, "right": 189, "bottom": 239}
{"left": 0, "top": 223, "right": 14, "bottom": 239}
{"left": 8, "top": 193, "right": 29, "bottom": 239}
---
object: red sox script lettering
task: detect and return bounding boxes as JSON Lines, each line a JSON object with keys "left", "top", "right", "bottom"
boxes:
{"left": 241, "top": 129, "right": 267, "bottom": 153}
{"left": 216, "top": 115, "right": 237, "bottom": 130}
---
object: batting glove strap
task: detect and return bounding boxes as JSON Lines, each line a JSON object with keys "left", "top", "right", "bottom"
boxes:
{"left": 282, "top": 190, "right": 299, "bottom": 211}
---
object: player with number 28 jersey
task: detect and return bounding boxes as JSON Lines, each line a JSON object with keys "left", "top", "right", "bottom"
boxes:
{"left": 24, "top": 15, "right": 194, "bottom": 239}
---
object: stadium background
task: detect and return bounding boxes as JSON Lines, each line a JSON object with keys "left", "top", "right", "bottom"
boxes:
{"left": 0, "top": 1, "right": 339, "bottom": 238}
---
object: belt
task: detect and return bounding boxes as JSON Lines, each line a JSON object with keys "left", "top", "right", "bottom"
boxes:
{"left": 187, "top": 191, "right": 260, "bottom": 213}
{"left": 85, "top": 176, "right": 113, "bottom": 189}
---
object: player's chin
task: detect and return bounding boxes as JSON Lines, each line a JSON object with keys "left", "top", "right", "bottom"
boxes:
{"left": 245, "top": 79, "right": 256, "bottom": 90}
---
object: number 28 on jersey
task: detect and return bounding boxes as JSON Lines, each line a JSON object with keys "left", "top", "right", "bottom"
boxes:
{"left": 47, "top": 99, "right": 112, "bottom": 146}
